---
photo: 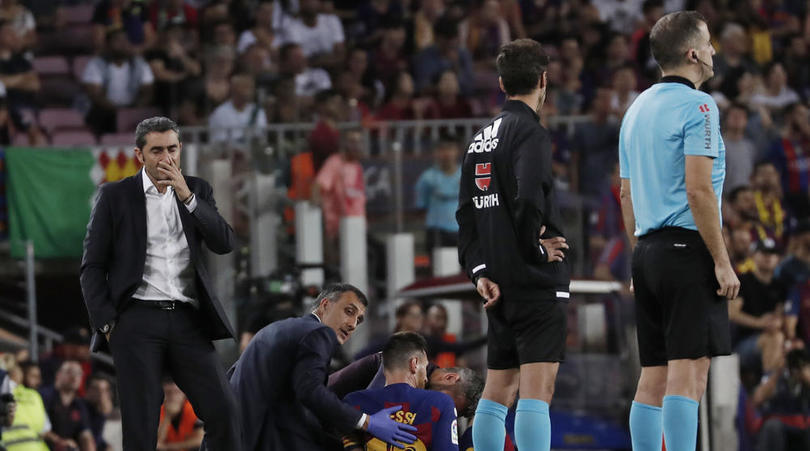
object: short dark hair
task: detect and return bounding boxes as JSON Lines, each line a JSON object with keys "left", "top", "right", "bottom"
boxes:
{"left": 728, "top": 185, "right": 752, "bottom": 202}
{"left": 496, "top": 39, "right": 549, "bottom": 96}
{"left": 649, "top": 11, "right": 707, "bottom": 70}
{"left": 313, "top": 283, "right": 369, "bottom": 309}
{"left": 395, "top": 300, "right": 422, "bottom": 319}
{"left": 445, "top": 367, "right": 484, "bottom": 417}
{"left": 135, "top": 117, "right": 180, "bottom": 149}
{"left": 382, "top": 332, "right": 428, "bottom": 371}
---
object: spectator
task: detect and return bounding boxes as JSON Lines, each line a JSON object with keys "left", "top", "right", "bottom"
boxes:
{"left": 783, "top": 34, "right": 810, "bottom": 100}
{"left": 710, "top": 22, "right": 758, "bottom": 91}
{"left": 723, "top": 103, "right": 758, "bottom": 193}
{"left": 768, "top": 102, "right": 810, "bottom": 218}
{"left": 751, "top": 161, "right": 789, "bottom": 243}
{"left": 751, "top": 348, "right": 810, "bottom": 451}
{"left": 145, "top": 22, "right": 201, "bottom": 116}
{"left": 0, "top": 360, "right": 50, "bottom": 451}
{"left": 353, "top": 300, "right": 424, "bottom": 361}
{"left": 370, "top": 19, "right": 409, "bottom": 97}
{"left": 412, "top": 0, "right": 446, "bottom": 51}
{"left": 308, "top": 89, "right": 343, "bottom": 171}
{"left": 414, "top": 131, "right": 461, "bottom": 255}
{"left": 594, "top": 0, "right": 642, "bottom": 34}
{"left": 19, "top": 361, "right": 40, "bottom": 391}
{"left": 39, "top": 361, "right": 96, "bottom": 451}
{"left": 344, "top": 48, "right": 376, "bottom": 107}
{"left": 376, "top": 72, "right": 419, "bottom": 120}
{"left": 200, "top": 0, "right": 251, "bottom": 32}
{"left": 459, "top": 0, "right": 510, "bottom": 65}
{"left": 413, "top": 15, "right": 474, "bottom": 96}
{"left": 352, "top": 0, "right": 403, "bottom": 47}
{"left": 208, "top": 73, "right": 268, "bottom": 143}
{"left": 84, "top": 374, "right": 114, "bottom": 451}
{"left": 278, "top": 0, "right": 345, "bottom": 71}
{"left": 38, "top": 328, "right": 92, "bottom": 395}
{"left": 148, "top": 0, "right": 198, "bottom": 31}
{"left": 91, "top": 0, "right": 156, "bottom": 54}
{"left": 81, "top": 28, "right": 154, "bottom": 135}
{"left": 278, "top": 42, "right": 331, "bottom": 99}
{"left": 0, "top": 20, "right": 38, "bottom": 122}
{"left": 208, "top": 19, "right": 236, "bottom": 48}
{"left": 751, "top": 62, "right": 801, "bottom": 113}
{"left": 177, "top": 45, "right": 234, "bottom": 126}
{"left": 590, "top": 162, "right": 630, "bottom": 282}
{"left": 571, "top": 86, "right": 619, "bottom": 197}
{"left": 713, "top": 67, "right": 758, "bottom": 110}
{"left": 730, "top": 239, "right": 790, "bottom": 376}
{"left": 776, "top": 220, "right": 810, "bottom": 345}
{"left": 157, "top": 381, "right": 203, "bottom": 451}
{"left": 630, "top": 0, "right": 664, "bottom": 84}
{"left": 729, "top": 222, "right": 755, "bottom": 273}
{"left": 0, "top": 0, "right": 35, "bottom": 50}
{"left": 423, "top": 70, "right": 472, "bottom": 119}
{"left": 423, "top": 303, "right": 486, "bottom": 368}
{"left": 610, "top": 64, "right": 639, "bottom": 119}
{"left": 313, "top": 128, "right": 367, "bottom": 262}
{"left": 236, "top": 0, "right": 277, "bottom": 55}
{"left": 240, "top": 43, "right": 275, "bottom": 94}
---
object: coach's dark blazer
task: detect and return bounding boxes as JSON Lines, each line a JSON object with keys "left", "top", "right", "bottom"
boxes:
{"left": 80, "top": 171, "right": 236, "bottom": 352}
{"left": 227, "top": 314, "right": 363, "bottom": 451}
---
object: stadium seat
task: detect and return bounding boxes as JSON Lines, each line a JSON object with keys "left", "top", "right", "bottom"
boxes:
{"left": 72, "top": 55, "right": 93, "bottom": 80}
{"left": 38, "top": 77, "right": 81, "bottom": 107}
{"left": 116, "top": 107, "right": 162, "bottom": 133}
{"left": 50, "top": 130, "right": 97, "bottom": 147}
{"left": 38, "top": 108, "right": 86, "bottom": 135}
{"left": 62, "top": 4, "right": 95, "bottom": 25}
{"left": 32, "top": 56, "right": 70, "bottom": 76}
{"left": 100, "top": 133, "right": 134, "bottom": 146}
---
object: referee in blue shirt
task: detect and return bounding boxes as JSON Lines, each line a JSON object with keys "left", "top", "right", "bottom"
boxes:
{"left": 618, "top": 11, "right": 740, "bottom": 451}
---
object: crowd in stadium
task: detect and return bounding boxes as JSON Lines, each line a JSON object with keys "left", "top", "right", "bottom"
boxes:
{"left": 1, "top": 0, "right": 810, "bottom": 450}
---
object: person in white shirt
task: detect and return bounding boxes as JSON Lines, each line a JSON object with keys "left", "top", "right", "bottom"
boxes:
{"left": 278, "top": 0, "right": 345, "bottom": 70}
{"left": 279, "top": 42, "right": 331, "bottom": 99}
{"left": 81, "top": 28, "right": 154, "bottom": 134}
{"left": 237, "top": 0, "right": 277, "bottom": 55}
{"left": 80, "top": 117, "right": 241, "bottom": 451}
{"left": 208, "top": 73, "right": 268, "bottom": 143}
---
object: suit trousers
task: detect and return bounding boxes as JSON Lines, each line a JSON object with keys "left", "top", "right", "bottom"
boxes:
{"left": 109, "top": 300, "right": 241, "bottom": 451}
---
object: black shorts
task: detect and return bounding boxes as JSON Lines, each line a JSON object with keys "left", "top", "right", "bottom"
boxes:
{"left": 485, "top": 290, "right": 569, "bottom": 369}
{"left": 632, "top": 227, "right": 731, "bottom": 367}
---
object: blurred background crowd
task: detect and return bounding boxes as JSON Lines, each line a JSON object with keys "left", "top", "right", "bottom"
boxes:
{"left": 1, "top": 0, "right": 810, "bottom": 449}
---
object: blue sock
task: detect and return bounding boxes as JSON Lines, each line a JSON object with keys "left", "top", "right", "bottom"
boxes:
{"left": 629, "top": 401, "right": 663, "bottom": 451}
{"left": 514, "top": 398, "right": 551, "bottom": 451}
{"left": 473, "top": 399, "right": 508, "bottom": 451}
{"left": 662, "top": 395, "right": 699, "bottom": 451}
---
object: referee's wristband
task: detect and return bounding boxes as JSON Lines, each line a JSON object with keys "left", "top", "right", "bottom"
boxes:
{"left": 355, "top": 413, "right": 368, "bottom": 430}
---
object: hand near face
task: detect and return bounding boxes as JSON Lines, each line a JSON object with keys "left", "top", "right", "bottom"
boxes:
{"left": 156, "top": 157, "right": 192, "bottom": 202}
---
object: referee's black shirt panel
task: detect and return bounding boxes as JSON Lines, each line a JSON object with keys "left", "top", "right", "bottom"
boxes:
{"left": 456, "top": 100, "right": 569, "bottom": 297}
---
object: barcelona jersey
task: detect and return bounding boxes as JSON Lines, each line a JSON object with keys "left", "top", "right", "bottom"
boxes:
{"left": 343, "top": 383, "right": 459, "bottom": 451}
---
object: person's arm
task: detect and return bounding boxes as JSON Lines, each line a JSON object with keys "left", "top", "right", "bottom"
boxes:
{"left": 431, "top": 396, "right": 460, "bottom": 451}
{"left": 327, "top": 353, "right": 382, "bottom": 399}
{"left": 186, "top": 178, "right": 235, "bottom": 254}
{"left": 292, "top": 327, "right": 365, "bottom": 432}
{"left": 148, "top": 59, "right": 187, "bottom": 83}
{"left": 80, "top": 186, "right": 118, "bottom": 333}
{"left": 728, "top": 297, "right": 775, "bottom": 329}
{"left": 78, "top": 429, "right": 97, "bottom": 451}
{"left": 619, "top": 178, "right": 637, "bottom": 250}
{"left": 752, "top": 370, "right": 782, "bottom": 407}
{"left": 685, "top": 155, "right": 740, "bottom": 299}
{"left": 0, "top": 71, "right": 39, "bottom": 91}
{"left": 683, "top": 98, "right": 739, "bottom": 299}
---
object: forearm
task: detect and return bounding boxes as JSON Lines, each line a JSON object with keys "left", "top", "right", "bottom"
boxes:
{"left": 619, "top": 180, "right": 637, "bottom": 249}
{"left": 752, "top": 376, "right": 779, "bottom": 406}
{"left": 687, "top": 188, "right": 730, "bottom": 266}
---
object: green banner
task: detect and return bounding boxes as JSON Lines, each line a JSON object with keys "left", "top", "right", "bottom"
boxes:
{"left": 7, "top": 147, "right": 97, "bottom": 258}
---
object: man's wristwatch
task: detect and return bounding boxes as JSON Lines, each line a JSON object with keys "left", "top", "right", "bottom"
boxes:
{"left": 99, "top": 321, "right": 114, "bottom": 334}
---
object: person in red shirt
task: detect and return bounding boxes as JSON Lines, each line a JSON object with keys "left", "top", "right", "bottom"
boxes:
{"left": 309, "top": 89, "right": 344, "bottom": 171}
{"left": 157, "top": 381, "right": 203, "bottom": 451}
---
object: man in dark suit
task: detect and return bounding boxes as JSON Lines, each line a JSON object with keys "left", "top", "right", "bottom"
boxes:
{"left": 80, "top": 116, "right": 241, "bottom": 451}
{"left": 225, "top": 283, "right": 417, "bottom": 451}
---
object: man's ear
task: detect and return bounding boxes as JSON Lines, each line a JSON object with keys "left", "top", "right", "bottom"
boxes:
{"left": 498, "top": 76, "right": 506, "bottom": 94}
{"left": 539, "top": 71, "right": 547, "bottom": 90}
{"left": 409, "top": 357, "right": 419, "bottom": 374}
{"left": 134, "top": 148, "right": 144, "bottom": 165}
{"left": 445, "top": 372, "right": 461, "bottom": 383}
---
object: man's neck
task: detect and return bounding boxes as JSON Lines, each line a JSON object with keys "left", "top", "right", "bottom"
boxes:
{"left": 384, "top": 370, "right": 416, "bottom": 388}
{"left": 661, "top": 68, "right": 704, "bottom": 90}
{"left": 507, "top": 92, "right": 543, "bottom": 116}
{"left": 58, "top": 389, "right": 76, "bottom": 406}
{"left": 145, "top": 171, "right": 169, "bottom": 194}
{"left": 752, "top": 267, "right": 773, "bottom": 284}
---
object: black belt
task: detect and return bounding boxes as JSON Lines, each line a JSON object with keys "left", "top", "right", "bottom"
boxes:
{"left": 135, "top": 300, "right": 192, "bottom": 310}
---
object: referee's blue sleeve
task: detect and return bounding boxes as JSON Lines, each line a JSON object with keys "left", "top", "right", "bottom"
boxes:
{"left": 683, "top": 96, "right": 720, "bottom": 158}
{"left": 619, "top": 123, "right": 629, "bottom": 179}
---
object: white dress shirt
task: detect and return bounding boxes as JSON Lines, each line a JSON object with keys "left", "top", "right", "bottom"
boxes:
{"left": 133, "top": 171, "right": 199, "bottom": 306}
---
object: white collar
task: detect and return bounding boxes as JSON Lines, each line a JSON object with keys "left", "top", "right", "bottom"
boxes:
{"left": 311, "top": 312, "right": 322, "bottom": 323}
{"left": 141, "top": 169, "right": 172, "bottom": 195}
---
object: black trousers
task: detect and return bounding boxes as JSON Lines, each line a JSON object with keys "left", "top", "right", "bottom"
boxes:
{"left": 108, "top": 301, "right": 241, "bottom": 451}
